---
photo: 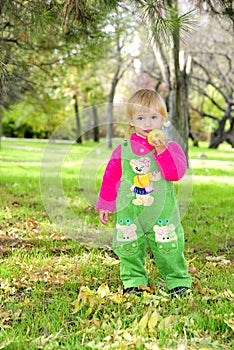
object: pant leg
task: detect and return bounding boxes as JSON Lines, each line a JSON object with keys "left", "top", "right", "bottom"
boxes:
{"left": 114, "top": 235, "right": 148, "bottom": 289}
{"left": 147, "top": 224, "right": 192, "bottom": 290}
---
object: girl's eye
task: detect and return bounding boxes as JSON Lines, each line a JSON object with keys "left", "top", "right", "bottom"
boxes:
{"left": 137, "top": 116, "right": 144, "bottom": 121}
{"left": 152, "top": 115, "right": 158, "bottom": 120}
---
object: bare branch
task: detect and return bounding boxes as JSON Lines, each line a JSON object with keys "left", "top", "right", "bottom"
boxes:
{"left": 191, "top": 62, "right": 231, "bottom": 105}
{"left": 118, "top": 58, "right": 134, "bottom": 81}
{"left": 141, "top": 69, "right": 160, "bottom": 80}
{"left": 191, "top": 79, "right": 226, "bottom": 112}
{"left": 190, "top": 104, "right": 220, "bottom": 122}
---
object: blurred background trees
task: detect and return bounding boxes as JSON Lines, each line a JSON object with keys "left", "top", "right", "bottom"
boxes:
{"left": 189, "top": 16, "right": 233, "bottom": 148}
{"left": 1, "top": 0, "right": 233, "bottom": 149}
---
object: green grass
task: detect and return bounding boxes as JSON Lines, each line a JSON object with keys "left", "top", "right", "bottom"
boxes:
{"left": 0, "top": 138, "right": 234, "bottom": 349}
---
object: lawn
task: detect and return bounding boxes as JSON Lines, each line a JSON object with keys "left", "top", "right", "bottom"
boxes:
{"left": 0, "top": 138, "right": 233, "bottom": 349}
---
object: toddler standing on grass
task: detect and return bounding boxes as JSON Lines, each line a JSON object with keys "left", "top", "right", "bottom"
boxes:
{"left": 96, "top": 88, "right": 191, "bottom": 297}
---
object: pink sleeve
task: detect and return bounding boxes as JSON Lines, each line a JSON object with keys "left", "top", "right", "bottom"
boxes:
{"left": 153, "top": 142, "right": 187, "bottom": 181}
{"left": 96, "top": 145, "right": 122, "bottom": 212}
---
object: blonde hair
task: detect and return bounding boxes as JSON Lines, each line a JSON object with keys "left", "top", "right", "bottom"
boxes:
{"left": 127, "top": 88, "right": 168, "bottom": 122}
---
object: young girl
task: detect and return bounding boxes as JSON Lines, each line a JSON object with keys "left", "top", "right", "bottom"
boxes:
{"left": 96, "top": 89, "right": 191, "bottom": 297}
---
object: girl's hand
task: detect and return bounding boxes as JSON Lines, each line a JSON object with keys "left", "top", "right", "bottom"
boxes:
{"left": 99, "top": 209, "right": 109, "bottom": 225}
{"left": 150, "top": 133, "right": 168, "bottom": 154}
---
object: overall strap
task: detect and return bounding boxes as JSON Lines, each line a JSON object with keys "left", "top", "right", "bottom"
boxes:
{"left": 121, "top": 139, "right": 132, "bottom": 160}
{"left": 122, "top": 138, "right": 156, "bottom": 160}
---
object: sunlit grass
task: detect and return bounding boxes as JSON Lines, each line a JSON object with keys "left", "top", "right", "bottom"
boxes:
{"left": 0, "top": 138, "right": 233, "bottom": 349}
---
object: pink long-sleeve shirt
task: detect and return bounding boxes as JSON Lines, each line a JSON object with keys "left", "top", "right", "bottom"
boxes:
{"left": 96, "top": 133, "right": 187, "bottom": 212}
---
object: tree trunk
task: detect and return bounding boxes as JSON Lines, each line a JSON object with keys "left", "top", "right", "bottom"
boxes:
{"left": 74, "top": 95, "right": 82, "bottom": 143}
{"left": 169, "top": 3, "right": 189, "bottom": 158}
{"left": 106, "top": 75, "right": 119, "bottom": 148}
{"left": 0, "top": 106, "right": 2, "bottom": 150}
{"left": 226, "top": 130, "right": 234, "bottom": 148}
{"left": 226, "top": 115, "right": 234, "bottom": 147}
{"left": 209, "top": 107, "right": 234, "bottom": 148}
{"left": 106, "top": 34, "right": 123, "bottom": 149}
{"left": 85, "top": 118, "right": 91, "bottom": 140}
{"left": 92, "top": 105, "right": 99, "bottom": 142}
{"left": 152, "top": 2, "right": 190, "bottom": 158}
{"left": 189, "top": 130, "right": 199, "bottom": 147}
{"left": 152, "top": 41, "right": 171, "bottom": 110}
{"left": 106, "top": 97, "right": 113, "bottom": 148}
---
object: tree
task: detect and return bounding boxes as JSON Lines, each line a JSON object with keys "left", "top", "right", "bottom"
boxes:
{"left": 104, "top": 7, "right": 136, "bottom": 148}
{"left": 200, "top": 0, "right": 234, "bottom": 27}
{"left": 2, "top": 0, "right": 233, "bottom": 148}
{"left": 190, "top": 44, "right": 234, "bottom": 147}
{"left": 0, "top": 0, "right": 117, "bottom": 143}
{"left": 62, "top": 0, "right": 194, "bottom": 150}
{"left": 181, "top": 1, "right": 234, "bottom": 148}
{"left": 132, "top": 0, "right": 233, "bottom": 153}
{"left": 0, "top": 0, "right": 63, "bottom": 145}
{"left": 132, "top": 0, "right": 196, "bottom": 157}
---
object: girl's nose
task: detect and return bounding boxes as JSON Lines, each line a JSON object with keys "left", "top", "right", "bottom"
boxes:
{"left": 145, "top": 118, "right": 151, "bottom": 127}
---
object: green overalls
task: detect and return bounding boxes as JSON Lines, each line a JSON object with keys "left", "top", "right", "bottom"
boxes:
{"left": 113, "top": 140, "right": 192, "bottom": 291}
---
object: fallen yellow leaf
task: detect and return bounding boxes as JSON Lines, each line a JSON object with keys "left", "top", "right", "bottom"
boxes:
{"left": 224, "top": 319, "right": 234, "bottom": 331}
{"left": 97, "top": 284, "right": 110, "bottom": 298}
{"left": 138, "top": 311, "right": 150, "bottom": 332}
{"left": 222, "top": 290, "right": 234, "bottom": 299}
{"left": 158, "top": 315, "right": 177, "bottom": 330}
{"left": 109, "top": 293, "right": 126, "bottom": 304}
{"left": 148, "top": 310, "right": 161, "bottom": 332}
{"left": 123, "top": 331, "right": 132, "bottom": 341}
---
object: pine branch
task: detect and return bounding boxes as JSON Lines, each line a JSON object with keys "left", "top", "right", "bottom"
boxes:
{"left": 132, "top": 0, "right": 198, "bottom": 47}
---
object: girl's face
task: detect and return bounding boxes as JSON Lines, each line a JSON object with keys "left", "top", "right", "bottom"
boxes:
{"left": 130, "top": 111, "right": 164, "bottom": 138}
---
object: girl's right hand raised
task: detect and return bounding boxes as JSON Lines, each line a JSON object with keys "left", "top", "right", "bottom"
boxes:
{"left": 99, "top": 210, "right": 109, "bottom": 225}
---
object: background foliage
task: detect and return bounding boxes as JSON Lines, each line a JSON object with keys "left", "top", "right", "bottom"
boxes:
{"left": 0, "top": 1, "right": 233, "bottom": 148}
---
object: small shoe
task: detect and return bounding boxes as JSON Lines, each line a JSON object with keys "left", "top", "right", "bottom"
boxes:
{"left": 170, "top": 287, "right": 188, "bottom": 298}
{"left": 123, "top": 287, "right": 142, "bottom": 296}
{"left": 138, "top": 285, "right": 155, "bottom": 293}
{"left": 123, "top": 285, "right": 154, "bottom": 296}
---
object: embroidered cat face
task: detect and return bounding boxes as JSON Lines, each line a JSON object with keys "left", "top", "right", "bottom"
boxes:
{"left": 130, "top": 157, "right": 151, "bottom": 175}
{"left": 116, "top": 220, "right": 137, "bottom": 242}
{"left": 153, "top": 223, "right": 178, "bottom": 255}
{"left": 154, "top": 223, "right": 176, "bottom": 242}
{"left": 115, "top": 219, "right": 138, "bottom": 257}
